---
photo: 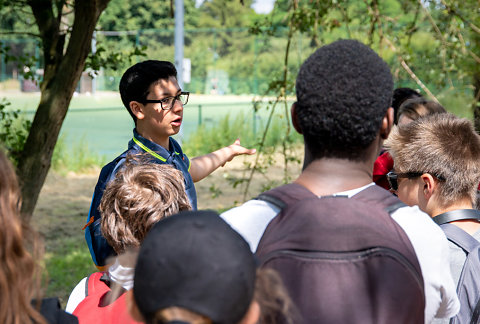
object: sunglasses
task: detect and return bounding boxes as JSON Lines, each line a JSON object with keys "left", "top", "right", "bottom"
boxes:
{"left": 386, "top": 171, "right": 446, "bottom": 191}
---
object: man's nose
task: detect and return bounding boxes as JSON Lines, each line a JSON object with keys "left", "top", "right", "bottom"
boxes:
{"left": 171, "top": 98, "right": 183, "bottom": 112}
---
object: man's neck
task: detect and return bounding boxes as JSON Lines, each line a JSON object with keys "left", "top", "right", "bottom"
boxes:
{"left": 295, "top": 158, "right": 374, "bottom": 197}
{"left": 136, "top": 127, "right": 169, "bottom": 150}
{"left": 431, "top": 201, "right": 480, "bottom": 235}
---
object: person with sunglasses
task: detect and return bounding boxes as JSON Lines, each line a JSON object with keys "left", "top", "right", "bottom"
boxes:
{"left": 387, "top": 112, "right": 480, "bottom": 323}
{"left": 84, "top": 60, "right": 256, "bottom": 270}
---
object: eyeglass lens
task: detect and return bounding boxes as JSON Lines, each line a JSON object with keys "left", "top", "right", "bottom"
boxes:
{"left": 162, "top": 93, "right": 189, "bottom": 109}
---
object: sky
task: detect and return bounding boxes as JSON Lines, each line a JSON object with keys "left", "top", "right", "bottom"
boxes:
{"left": 195, "top": 0, "right": 275, "bottom": 14}
{"left": 251, "top": 0, "right": 275, "bottom": 14}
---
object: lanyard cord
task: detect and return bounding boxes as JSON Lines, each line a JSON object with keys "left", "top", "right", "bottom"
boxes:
{"left": 132, "top": 136, "right": 167, "bottom": 162}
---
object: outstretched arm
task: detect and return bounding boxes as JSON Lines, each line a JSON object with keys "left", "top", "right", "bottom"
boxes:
{"left": 189, "top": 139, "right": 256, "bottom": 182}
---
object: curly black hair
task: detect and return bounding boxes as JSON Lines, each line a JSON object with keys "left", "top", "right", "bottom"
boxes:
{"left": 119, "top": 60, "right": 177, "bottom": 123}
{"left": 295, "top": 39, "right": 393, "bottom": 160}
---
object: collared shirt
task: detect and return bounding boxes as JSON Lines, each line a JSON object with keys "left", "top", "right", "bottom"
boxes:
{"left": 85, "top": 129, "right": 196, "bottom": 268}
{"left": 128, "top": 129, "right": 196, "bottom": 208}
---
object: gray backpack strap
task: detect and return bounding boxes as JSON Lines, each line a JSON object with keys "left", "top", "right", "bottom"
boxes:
{"left": 441, "top": 223, "right": 480, "bottom": 324}
{"left": 441, "top": 223, "right": 480, "bottom": 253}
{"left": 471, "top": 300, "right": 480, "bottom": 324}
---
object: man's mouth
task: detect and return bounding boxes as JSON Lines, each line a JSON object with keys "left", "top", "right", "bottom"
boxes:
{"left": 171, "top": 117, "right": 182, "bottom": 127}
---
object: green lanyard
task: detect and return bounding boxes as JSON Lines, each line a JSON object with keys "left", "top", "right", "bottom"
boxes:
{"left": 132, "top": 137, "right": 167, "bottom": 162}
{"left": 132, "top": 136, "right": 191, "bottom": 171}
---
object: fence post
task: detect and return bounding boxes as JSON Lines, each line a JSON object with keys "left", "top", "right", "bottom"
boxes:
{"left": 0, "top": 41, "right": 5, "bottom": 82}
{"left": 198, "top": 104, "right": 202, "bottom": 126}
{"left": 254, "top": 35, "right": 258, "bottom": 95}
{"left": 253, "top": 108, "right": 256, "bottom": 136}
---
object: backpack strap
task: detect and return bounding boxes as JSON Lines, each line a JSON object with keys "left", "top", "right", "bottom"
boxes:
{"left": 85, "top": 272, "right": 107, "bottom": 297}
{"left": 440, "top": 223, "right": 480, "bottom": 254}
{"left": 434, "top": 209, "right": 480, "bottom": 225}
{"left": 256, "top": 193, "right": 287, "bottom": 210}
{"left": 471, "top": 299, "right": 480, "bottom": 324}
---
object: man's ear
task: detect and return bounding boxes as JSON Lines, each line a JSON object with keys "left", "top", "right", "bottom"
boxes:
{"left": 380, "top": 107, "right": 394, "bottom": 140}
{"left": 126, "top": 290, "right": 145, "bottom": 322}
{"left": 291, "top": 103, "right": 303, "bottom": 134}
{"left": 237, "top": 301, "right": 260, "bottom": 324}
{"left": 130, "top": 101, "right": 145, "bottom": 120}
{"left": 420, "top": 173, "right": 436, "bottom": 201}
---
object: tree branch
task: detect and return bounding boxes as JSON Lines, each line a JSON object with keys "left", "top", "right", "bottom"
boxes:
{"left": 0, "top": 31, "right": 41, "bottom": 38}
{"left": 440, "top": 0, "right": 480, "bottom": 35}
{"left": 418, "top": 0, "right": 453, "bottom": 88}
{"left": 384, "top": 37, "right": 440, "bottom": 102}
{"left": 27, "top": 0, "right": 61, "bottom": 78}
{"left": 457, "top": 31, "right": 480, "bottom": 64}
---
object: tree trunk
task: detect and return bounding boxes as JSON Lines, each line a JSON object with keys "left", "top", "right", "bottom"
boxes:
{"left": 18, "top": 0, "right": 110, "bottom": 221}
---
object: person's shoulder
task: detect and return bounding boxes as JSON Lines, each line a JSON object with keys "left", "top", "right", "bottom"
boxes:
{"left": 392, "top": 205, "right": 447, "bottom": 239}
{"left": 221, "top": 199, "right": 282, "bottom": 253}
{"left": 221, "top": 199, "right": 281, "bottom": 222}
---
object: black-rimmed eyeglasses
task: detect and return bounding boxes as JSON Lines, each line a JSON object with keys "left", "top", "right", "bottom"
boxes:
{"left": 143, "top": 91, "right": 189, "bottom": 110}
{"left": 386, "top": 171, "right": 446, "bottom": 191}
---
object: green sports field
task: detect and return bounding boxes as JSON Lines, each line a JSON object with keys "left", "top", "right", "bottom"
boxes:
{"left": 4, "top": 91, "right": 287, "bottom": 161}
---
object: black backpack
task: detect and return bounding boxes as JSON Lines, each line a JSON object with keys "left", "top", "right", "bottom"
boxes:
{"left": 255, "top": 183, "right": 425, "bottom": 324}
{"left": 434, "top": 209, "right": 480, "bottom": 324}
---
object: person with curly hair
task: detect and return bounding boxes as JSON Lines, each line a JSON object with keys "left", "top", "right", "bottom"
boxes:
{"left": 67, "top": 159, "right": 191, "bottom": 323}
{"left": 222, "top": 39, "right": 458, "bottom": 323}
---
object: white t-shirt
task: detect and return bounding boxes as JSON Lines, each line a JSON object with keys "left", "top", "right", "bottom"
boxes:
{"left": 65, "top": 258, "right": 134, "bottom": 314}
{"left": 221, "top": 183, "right": 460, "bottom": 323}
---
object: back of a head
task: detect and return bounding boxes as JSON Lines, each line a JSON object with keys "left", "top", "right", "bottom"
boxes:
{"left": 396, "top": 97, "right": 446, "bottom": 124}
{"left": 133, "top": 210, "right": 257, "bottom": 324}
{"left": 119, "top": 60, "right": 177, "bottom": 122}
{"left": 392, "top": 87, "right": 422, "bottom": 124}
{"left": 388, "top": 113, "right": 480, "bottom": 207}
{"left": 295, "top": 39, "right": 393, "bottom": 160}
{"left": 100, "top": 159, "right": 191, "bottom": 254}
{"left": 0, "top": 150, "right": 46, "bottom": 324}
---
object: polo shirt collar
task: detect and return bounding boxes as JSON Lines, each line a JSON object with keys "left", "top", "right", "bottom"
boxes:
{"left": 130, "top": 129, "right": 179, "bottom": 159}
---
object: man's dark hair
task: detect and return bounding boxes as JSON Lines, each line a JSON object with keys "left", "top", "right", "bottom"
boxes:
{"left": 392, "top": 87, "right": 422, "bottom": 124}
{"left": 119, "top": 60, "right": 177, "bottom": 122}
{"left": 295, "top": 39, "right": 394, "bottom": 160}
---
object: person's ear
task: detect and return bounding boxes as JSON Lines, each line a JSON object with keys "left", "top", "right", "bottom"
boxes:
{"left": 237, "top": 301, "right": 260, "bottom": 324}
{"left": 291, "top": 103, "right": 303, "bottom": 134}
{"left": 380, "top": 107, "right": 394, "bottom": 140}
{"left": 420, "top": 173, "right": 436, "bottom": 201}
{"left": 126, "top": 290, "right": 145, "bottom": 322}
{"left": 130, "top": 101, "right": 145, "bottom": 120}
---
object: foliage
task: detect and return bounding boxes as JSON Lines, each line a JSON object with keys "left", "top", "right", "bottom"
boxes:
{"left": 182, "top": 111, "right": 302, "bottom": 157}
{"left": 51, "top": 135, "right": 106, "bottom": 174}
{"left": 0, "top": 98, "right": 31, "bottom": 164}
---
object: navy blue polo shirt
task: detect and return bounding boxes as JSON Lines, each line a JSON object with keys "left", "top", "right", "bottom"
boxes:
{"left": 85, "top": 129, "right": 197, "bottom": 267}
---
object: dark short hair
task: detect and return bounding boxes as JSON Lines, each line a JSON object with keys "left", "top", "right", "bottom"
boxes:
{"left": 119, "top": 60, "right": 177, "bottom": 122}
{"left": 295, "top": 39, "right": 393, "bottom": 160}
{"left": 392, "top": 88, "right": 422, "bottom": 124}
{"left": 396, "top": 97, "right": 446, "bottom": 123}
